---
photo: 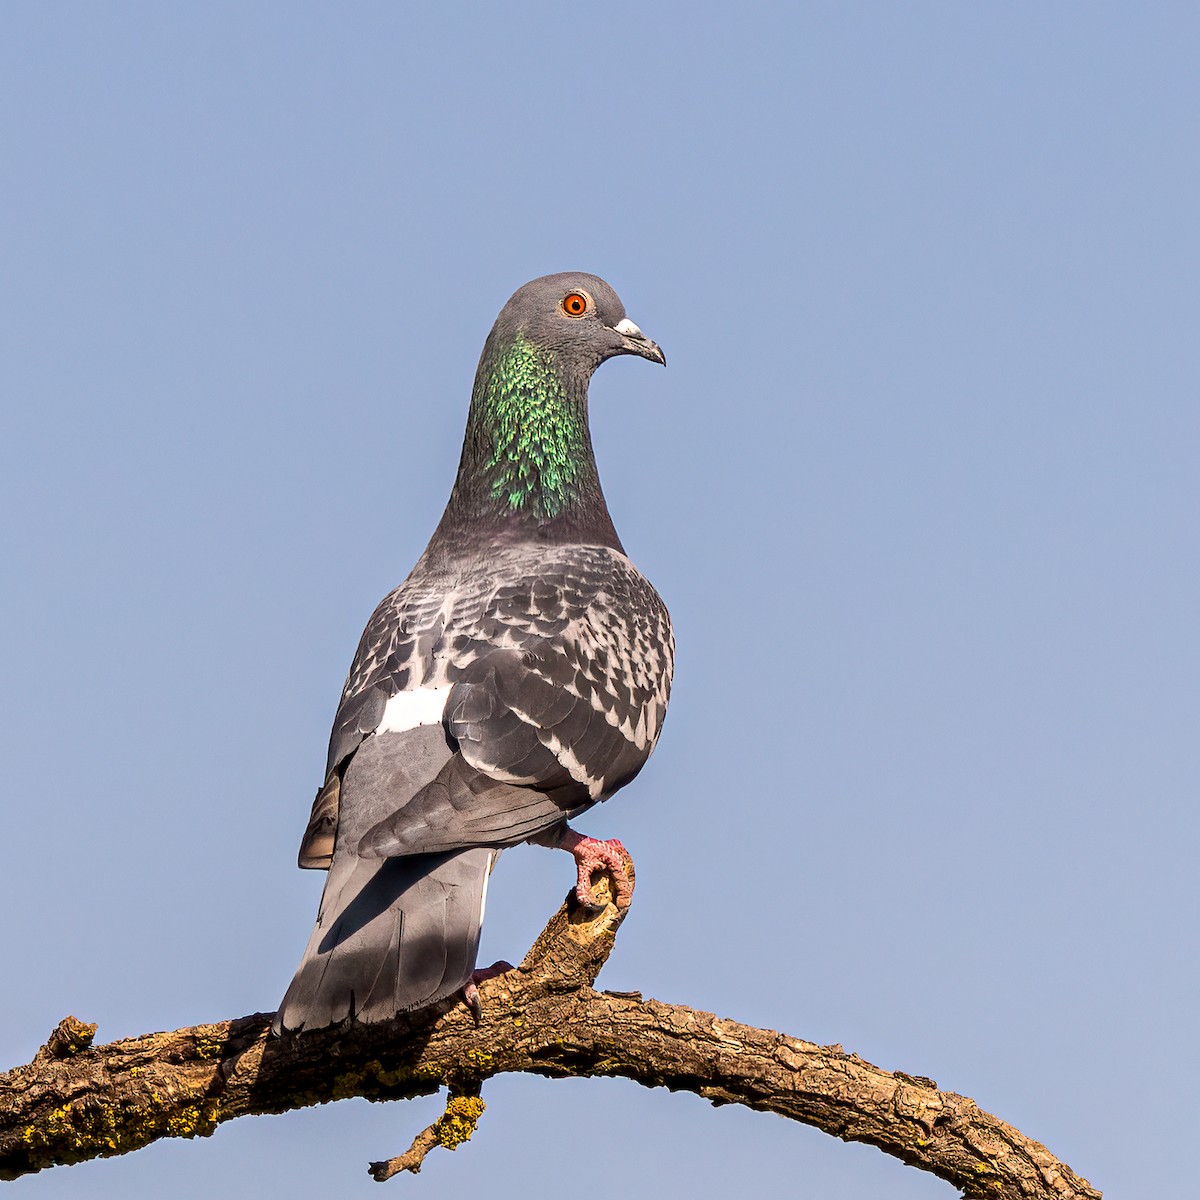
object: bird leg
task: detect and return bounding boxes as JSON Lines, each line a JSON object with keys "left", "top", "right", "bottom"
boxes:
{"left": 555, "top": 827, "right": 635, "bottom": 910}
{"left": 461, "top": 960, "right": 514, "bottom": 1026}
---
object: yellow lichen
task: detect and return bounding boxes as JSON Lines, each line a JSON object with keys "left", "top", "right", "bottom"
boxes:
{"left": 433, "top": 1095, "right": 485, "bottom": 1150}
{"left": 165, "top": 1101, "right": 220, "bottom": 1139}
{"left": 20, "top": 1089, "right": 221, "bottom": 1170}
{"left": 193, "top": 1035, "right": 224, "bottom": 1060}
{"left": 330, "top": 1069, "right": 367, "bottom": 1100}
{"left": 367, "top": 1059, "right": 425, "bottom": 1089}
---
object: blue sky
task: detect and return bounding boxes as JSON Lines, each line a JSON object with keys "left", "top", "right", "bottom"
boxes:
{"left": 3, "top": 4, "right": 1196, "bottom": 1196}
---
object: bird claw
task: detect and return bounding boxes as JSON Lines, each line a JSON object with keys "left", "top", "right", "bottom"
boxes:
{"left": 558, "top": 831, "right": 635, "bottom": 910}
{"left": 460, "top": 960, "right": 514, "bottom": 1026}
{"left": 463, "top": 981, "right": 483, "bottom": 1026}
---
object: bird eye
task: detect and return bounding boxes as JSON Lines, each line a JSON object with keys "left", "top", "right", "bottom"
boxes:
{"left": 562, "top": 292, "right": 588, "bottom": 317}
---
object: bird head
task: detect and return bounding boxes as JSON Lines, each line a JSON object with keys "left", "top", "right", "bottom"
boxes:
{"left": 490, "top": 272, "right": 665, "bottom": 374}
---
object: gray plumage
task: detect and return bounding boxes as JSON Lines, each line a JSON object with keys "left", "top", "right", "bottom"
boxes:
{"left": 275, "top": 274, "right": 672, "bottom": 1036}
{"left": 279, "top": 727, "right": 495, "bottom": 1027}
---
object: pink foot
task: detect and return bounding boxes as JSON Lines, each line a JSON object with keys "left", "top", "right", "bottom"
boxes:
{"left": 557, "top": 830, "right": 634, "bottom": 910}
{"left": 461, "top": 960, "right": 514, "bottom": 1026}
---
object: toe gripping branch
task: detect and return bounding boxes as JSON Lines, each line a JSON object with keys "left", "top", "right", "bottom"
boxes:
{"left": 556, "top": 829, "right": 636, "bottom": 909}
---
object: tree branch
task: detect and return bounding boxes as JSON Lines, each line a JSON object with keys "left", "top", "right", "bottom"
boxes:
{"left": 367, "top": 1080, "right": 485, "bottom": 1180}
{"left": 1, "top": 870, "right": 1099, "bottom": 1198}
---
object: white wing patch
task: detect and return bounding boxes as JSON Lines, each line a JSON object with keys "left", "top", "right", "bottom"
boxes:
{"left": 376, "top": 684, "right": 454, "bottom": 735}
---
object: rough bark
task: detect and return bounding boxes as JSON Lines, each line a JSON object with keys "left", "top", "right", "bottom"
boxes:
{"left": 1, "top": 871, "right": 1099, "bottom": 1198}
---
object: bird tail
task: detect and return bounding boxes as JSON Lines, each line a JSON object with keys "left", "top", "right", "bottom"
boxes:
{"left": 273, "top": 846, "right": 495, "bottom": 1035}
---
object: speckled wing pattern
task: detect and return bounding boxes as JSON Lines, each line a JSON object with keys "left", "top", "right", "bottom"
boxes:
{"left": 299, "top": 544, "right": 673, "bottom": 866}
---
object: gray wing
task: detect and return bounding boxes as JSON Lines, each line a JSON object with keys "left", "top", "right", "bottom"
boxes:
{"left": 358, "top": 551, "right": 674, "bottom": 857}
{"left": 300, "top": 545, "right": 674, "bottom": 867}
{"left": 298, "top": 576, "right": 461, "bottom": 868}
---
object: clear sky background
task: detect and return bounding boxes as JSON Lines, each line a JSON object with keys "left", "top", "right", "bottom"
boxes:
{"left": 3, "top": 4, "right": 1195, "bottom": 1197}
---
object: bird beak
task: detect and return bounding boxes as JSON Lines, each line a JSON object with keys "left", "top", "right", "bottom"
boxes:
{"left": 613, "top": 317, "right": 666, "bottom": 367}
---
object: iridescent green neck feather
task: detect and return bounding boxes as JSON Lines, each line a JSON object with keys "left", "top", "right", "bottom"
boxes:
{"left": 430, "top": 332, "right": 619, "bottom": 552}
{"left": 477, "top": 334, "right": 590, "bottom": 518}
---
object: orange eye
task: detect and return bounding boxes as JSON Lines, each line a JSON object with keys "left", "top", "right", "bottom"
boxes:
{"left": 562, "top": 291, "right": 588, "bottom": 317}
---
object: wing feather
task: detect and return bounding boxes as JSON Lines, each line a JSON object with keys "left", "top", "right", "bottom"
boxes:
{"left": 303, "top": 544, "right": 673, "bottom": 864}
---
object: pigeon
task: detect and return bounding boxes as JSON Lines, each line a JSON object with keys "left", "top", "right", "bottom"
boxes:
{"left": 274, "top": 273, "right": 673, "bottom": 1035}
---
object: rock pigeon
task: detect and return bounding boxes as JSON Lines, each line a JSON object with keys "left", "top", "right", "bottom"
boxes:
{"left": 275, "top": 273, "right": 673, "bottom": 1035}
